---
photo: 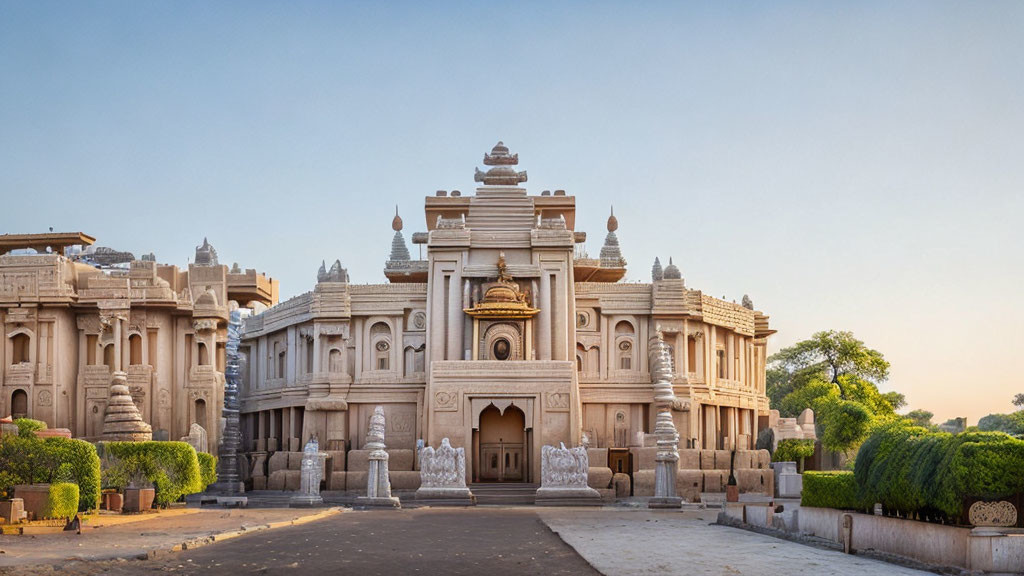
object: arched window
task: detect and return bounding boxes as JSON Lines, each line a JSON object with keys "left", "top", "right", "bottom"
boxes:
{"left": 370, "top": 322, "right": 391, "bottom": 371}
{"left": 11, "top": 389, "right": 28, "bottom": 418}
{"left": 197, "top": 342, "right": 210, "bottom": 366}
{"left": 194, "top": 398, "right": 207, "bottom": 429}
{"left": 615, "top": 321, "right": 635, "bottom": 371}
{"left": 329, "top": 348, "right": 343, "bottom": 373}
{"left": 129, "top": 334, "right": 143, "bottom": 366}
{"left": 103, "top": 344, "right": 115, "bottom": 369}
{"left": 576, "top": 343, "right": 586, "bottom": 373}
{"left": 11, "top": 333, "right": 30, "bottom": 364}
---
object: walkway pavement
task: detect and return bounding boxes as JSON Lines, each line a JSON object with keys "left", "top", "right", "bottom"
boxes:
{"left": 538, "top": 508, "right": 935, "bottom": 576}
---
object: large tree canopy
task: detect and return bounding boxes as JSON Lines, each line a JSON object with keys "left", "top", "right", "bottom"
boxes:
{"left": 768, "top": 330, "right": 902, "bottom": 455}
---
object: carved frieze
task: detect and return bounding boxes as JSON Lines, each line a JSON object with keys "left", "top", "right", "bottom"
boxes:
{"left": 545, "top": 392, "right": 570, "bottom": 411}
{"left": 37, "top": 389, "right": 52, "bottom": 407}
{"left": 192, "top": 319, "right": 218, "bottom": 333}
{"left": 434, "top": 390, "right": 458, "bottom": 411}
{"left": 969, "top": 501, "right": 1017, "bottom": 527}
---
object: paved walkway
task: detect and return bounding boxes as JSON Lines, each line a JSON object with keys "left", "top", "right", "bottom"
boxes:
{"left": 0, "top": 507, "right": 339, "bottom": 570}
{"left": 538, "top": 508, "right": 935, "bottom": 576}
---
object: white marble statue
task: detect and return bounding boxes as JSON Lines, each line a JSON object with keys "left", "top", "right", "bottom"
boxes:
{"left": 416, "top": 437, "right": 474, "bottom": 503}
{"left": 290, "top": 435, "right": 325, "bottom": 507}
{"left": 536, "top": 442, "right": 600, "bottom": 505}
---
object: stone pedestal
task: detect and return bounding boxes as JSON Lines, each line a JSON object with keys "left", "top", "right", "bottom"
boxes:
{"left": 772, "top": 461, "right": 803, "bottom": 498}
{"left": 290, "top": 437, "right": 327, "bottom": 508}
{"left": 535, "top": 443, "right": 602, "bottom": 506}
{"left": 416, "top": 438, "right": 475, "bottom": 505}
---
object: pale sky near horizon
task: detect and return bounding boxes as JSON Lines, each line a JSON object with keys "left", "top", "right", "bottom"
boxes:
{"left": 1, "top": 2, "right": 1021, "bottom": 425}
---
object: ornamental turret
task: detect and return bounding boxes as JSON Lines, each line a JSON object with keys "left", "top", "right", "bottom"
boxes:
{"left": 663, "top": 257, "right": 682, "bottom": 280}
{"left": 599, "top": 207, "right": 626, "bottom": 268}
{"left": 389, "top": 206, "right": 411, "bottom": 262}
{"left": 474, "top": 141, "right": 527, "bottom": 186}
{"left": 652, "top": 257, "right": 664, "bottom": 281}
{"left": 194, "top": 237, "right": 219, "bottom": 266}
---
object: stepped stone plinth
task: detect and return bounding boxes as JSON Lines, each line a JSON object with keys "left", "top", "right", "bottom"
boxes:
{"left": 102, "top": 371, "right": 152, "bottom": 442}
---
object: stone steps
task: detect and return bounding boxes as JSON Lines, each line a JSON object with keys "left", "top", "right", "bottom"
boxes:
{"left": 469, "top": 483, "right": 538, "bottom": 506}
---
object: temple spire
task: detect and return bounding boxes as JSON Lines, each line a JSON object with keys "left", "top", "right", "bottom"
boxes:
{"left": 652, "top": 257, "right": 664, "bottom": 281}
{"left": 599, "top": 206, "right": 626, "bottom": 268}
{"left": 474, "top": 141, "right": 528, "bottom": 186}
{"left": 663, "top": 257, "right": 681, "bottom": 280}
{"left": 389, "top": 206, "right": 411, "bottom": 262}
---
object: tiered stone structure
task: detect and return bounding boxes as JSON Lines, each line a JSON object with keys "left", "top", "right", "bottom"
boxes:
{"left": 355, "top": 406, "right": 400, "bottom": 508}
{"left": 0, "top": 235, "right": 277, "bottom": 450}
{"left": 649, "top": 332, "right": 682, "bottom": 508}
{"left": 416, "top": 437, "right": 474, "bottom": 504}
{"left": 231, "top": 142, "right": 776, "bottom": 498}
{"left": 102, "top": 371, "right": 152, "bottom": 441}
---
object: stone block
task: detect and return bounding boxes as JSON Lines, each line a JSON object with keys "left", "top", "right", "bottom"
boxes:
{"left": 267, "top": 470, "right": 288, "bottom": 491}
{"left": 388, "top": 449, "right": 415, "bottom": 472}
{"left": 700, "top": 450, "right": 716, "bottom": 470}
{"left": 289, "top": 437, "right": 301, "bottom": 452}
{"left": 251, "top": 476, "right": 267, "bottom": 491}
{"left": 678, "top": 449, "right": 700, "bottom": 470}
{"left": 268, "top": 452, "right": 289, "bottom": 475}
{"left": 597, "top": 488, "right": 615, "bottom": 502}
{"left": 0, "top": 499, "right": 26, "bottom": 524}
{"left": 778, "top": 471, "right": 803, "bottom": 498}
{"left": 389, "top": 470, "right": 421, "bottom": 490}
{"left": 255, "top": 438, "right": 266, "bottom": 452}
{"left": 630, "top": 447, "right": 658, "bottom": 472}
{"left": 347, "top": 471, "right": 368, "bottom": 494}
{"left": 756, "top": 450, "right": 771, "bottom": 469}
{"left": 347, "top": 450, "right": 370, "bottom": 472}
{"left": 284, "top": 470, "right": 301, "bottom": 491}
{"left": 35, "top": 428, "right": 72, "bottom": 439}
{"left": 124, "top": 488, "right": 155, "bottom": 512}
{"left": 586, "top": 448, "right": 608, "bottom": 467}
{"left": 287, "top": 451, "right": 303, "bottom": 471}
{"left": 703, "top": 470, "right": 726, "bottom": 493}
{"left": 250, "top": 453, "right": 268, "bottom": 477}
{"left": 613, "top": 473, "right": 631, "bottom": 498}
{"left": 735, "top": 450, "right": 755, "bottom": 470}
{"left": 714, "top": 450, "right": 733, "bottom": 470}
{"left": 587, "top": 467, "right": 613, "bottom": 490}
{"left": 267, "top": 438, "right": 279, "bottom": 452}
{"left": 633, "top": 469, "right": 655, "bottom": 497}
{"left": 676, "top": 470, "right": 703, "bottom": 503}
{"left": 737, "top": 469, "right": 770, "bottom": 494}
{"left": 13, "top": 485, "right": 49, "bottom": 520}
{"left": 328, "top": 472, "right": 346, "bottom": 491}
{"left": 326, "top": 450, "right": 346, "bottom": 472}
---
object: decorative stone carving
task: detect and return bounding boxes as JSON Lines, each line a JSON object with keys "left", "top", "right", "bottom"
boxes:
{"left": 474, "top": 141, "right": 527, "bottom": 185}
{"left": 102, "top": 371, "right": 152, "bottom": 442}
{"left": 37, "top": 390, "right": 52, "bottom": 407}
{"left": 290, "top": 436, "right": 327, "bottom": 507}
{"left": 969, "top": 501, "right": 1017, "bottom": 527}
{"left": 599, "top": 207, "right": 626, "bottom": 269}
{"left": 194, "top": 237, "right": 219, "bottom": 266}
{"left": 535, "top": 442, "right": 601, "bottom": 506}
{"left": 416, "top": 438, "right": 474, "bottom": 504}
{"left": 649, "top": 331, "right": 682, "bottom": 508}
{"left": 212, "top": 309, "right": 245, "bottom": 497}
{"left": 180, "top": 422, "right": 208, "bottom": 454}
{"left": 434, "top": 391, "right": 457, "bottom": 411}
{"left": 545, "top": 392, "right": 570, "bottom": 411}
{"left": 355, "top": 406, "right": 400, "bottom": 508}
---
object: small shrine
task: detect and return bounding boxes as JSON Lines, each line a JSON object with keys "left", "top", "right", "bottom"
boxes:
{"left": 463, "top": 253, "right": 539, "bottom": 361}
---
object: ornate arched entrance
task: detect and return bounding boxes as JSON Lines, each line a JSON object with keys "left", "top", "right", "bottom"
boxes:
{"left": 476, "top": 404, "right": 526, "bottom": 482}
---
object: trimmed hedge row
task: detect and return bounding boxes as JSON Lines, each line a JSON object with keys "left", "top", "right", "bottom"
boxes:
{"left": 100, "top": 441, "right": 204, "bottom": 506}
{"left": 197, "top": 452, "right": 218, "bottom": 491}
{"left": 802, "top": 471, "right": 869, "bottom": 511}
{"left": 45, "top": 482, "right": 80, "bottom": 519}
{"left": 0, "top": 429, "right": 101, "bottom": 511}
{"left": 828, "top": 422, "right": 1024, "bottom": 520}
{"left": 773, "top": 439, "right": 816, "bottom": 463}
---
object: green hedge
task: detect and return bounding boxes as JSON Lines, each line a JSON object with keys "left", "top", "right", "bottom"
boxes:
{"left": 0, "top": 434, "right": 101, "bottom": 512}
{"left": 101, "top": 441, "right": 203, "bottom": 506}
{"left": 44, "top": 482, "right": 80, "bottom": 519}
{"left": 773, "top": 439, "right": 816, "bottom": 463}
{"left": 854, "top": 422, "right": 1024, "bottom": 520}
{"left": 197, "top": 452, "right": 217, "bottom": 491}
{"left": 13, "top": 417, "right": 46, "bottom": 438}
{"left": 802, "top": 471, "right": 868, "bottom": 511}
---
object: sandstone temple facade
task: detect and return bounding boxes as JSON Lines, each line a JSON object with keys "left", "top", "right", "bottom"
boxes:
{"left": 0, "top": 233, "right": 277, "bottom": 450}
{"left": 237, "top": 142, "right": 775, "bottom": 485}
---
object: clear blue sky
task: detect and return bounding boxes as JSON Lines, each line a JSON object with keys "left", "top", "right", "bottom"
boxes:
{"left": 1, "top": 1, "right": 1021, "bottom": 424}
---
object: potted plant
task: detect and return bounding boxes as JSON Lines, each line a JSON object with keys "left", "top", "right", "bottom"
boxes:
{"left": 105, "top": 455, "right": 154, "bottom": 513}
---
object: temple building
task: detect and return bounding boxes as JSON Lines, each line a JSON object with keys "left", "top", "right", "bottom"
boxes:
{"left": 238, "top": 142, "right": 775, "bottom": 484}
{"left": 0, "top": 233, "right": 278, "bottom": 449}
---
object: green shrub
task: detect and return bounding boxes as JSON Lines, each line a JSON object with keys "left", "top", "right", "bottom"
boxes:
{"left": 44, "top": 482, "right": 80, "bottom": 519}
{"left": 0, "top": 434, "right": 101, "bottom": 512}
{"left": 197, "top": 452, "right": 217, "bottom": 491}
{"left": 772, "top": 439, "right": 816, "bottom": 463}
{"left": 101, "top": 441, "right": 203, "bottom": 506}
{"left": 802, "top": 471, "right": 867, "bottom": 511}
{"left": 13, "top": 418, "right": 46, "bottom": 438}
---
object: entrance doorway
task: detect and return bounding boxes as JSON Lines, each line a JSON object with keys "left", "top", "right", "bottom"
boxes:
{"left": 477, "top": 404, "right": 526, "bottom": 482}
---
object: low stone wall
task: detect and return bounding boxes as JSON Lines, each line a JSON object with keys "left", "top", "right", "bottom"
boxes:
{"left": 798, "top": 506, "right": 1024, "bottom": 573}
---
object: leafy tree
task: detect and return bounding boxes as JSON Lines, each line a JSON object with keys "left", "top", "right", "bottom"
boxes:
{"left": 978, "top": 411, "right": 1024, "bottom": 435}
{"left": 903, "top": 409, "right": 935, "bottom": 429}
{"left": 938, "top": 417, "right": 967, "bottom": 434}
{"left": 768, "top": 331, "right": 901, "bottom": 456}
{"left": 1014, "top": 393, "right": 1024, "bottom": 409}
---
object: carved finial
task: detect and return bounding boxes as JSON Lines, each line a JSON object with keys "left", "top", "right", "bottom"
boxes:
{"left": 476, "top": 141, "right": 527, "bottom": 185}
{"left": 663, "top": 257, "right": 681, "bottom": 280}
{"left": 652, "top": 257, "right": 664, "bottom": 281}
{"left": 741, "top": 294, "right": 754, "bottom": 310}
{"left": 317, "top": 260, "right": 327, "bottom": 282}
{"left": 607, "top": 206, "right": 618, "bottom": 232}
{"left": 496, "top": 252, "right": 511, "bottom": 282}
{"left": 392, "top": 205, "right": 403, "bottom": 231}
{"left": 194, "top": 237, "right": 219, "bottom": 266}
